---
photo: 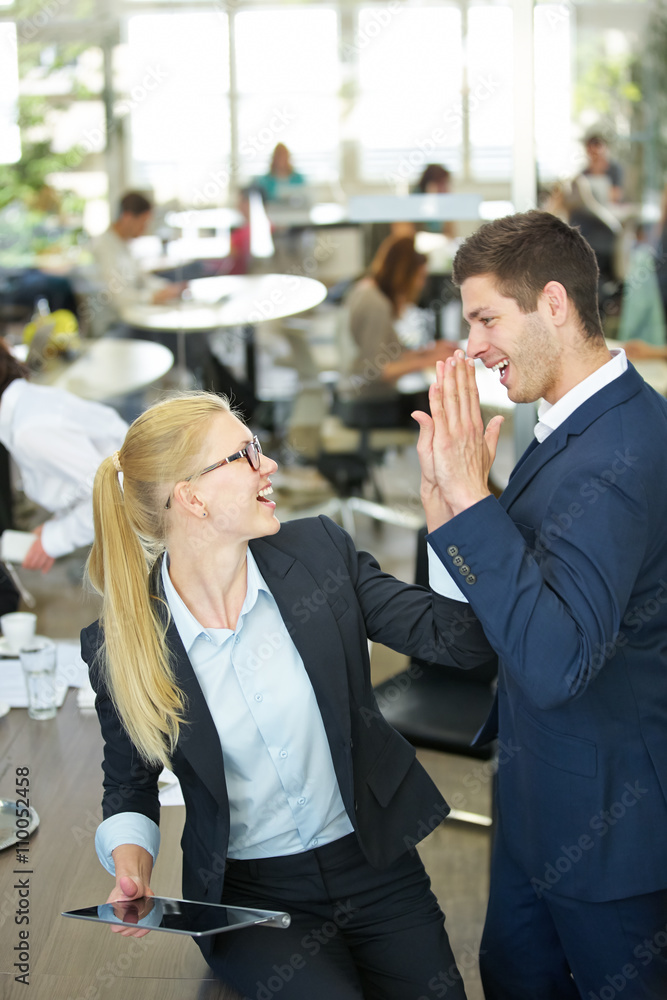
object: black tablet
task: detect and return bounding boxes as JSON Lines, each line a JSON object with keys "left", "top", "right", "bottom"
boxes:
{"left": 62, "top": 896, "right": 291, "bottom": 937}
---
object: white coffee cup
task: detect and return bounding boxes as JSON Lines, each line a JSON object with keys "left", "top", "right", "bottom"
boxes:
{"left": 0, "top": 612, "right": 37, "bottom": 653}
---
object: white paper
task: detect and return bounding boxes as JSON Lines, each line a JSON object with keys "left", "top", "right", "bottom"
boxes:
{"left": 0, "top": 640, "right": 89, "bottom": 708}
{"left": 0, "top": 530, "right": 35, "bottom": 563}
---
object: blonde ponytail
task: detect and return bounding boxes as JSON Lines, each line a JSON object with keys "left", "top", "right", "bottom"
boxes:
{"left": 86, "top": 391, "right": 232, "bottom": 768}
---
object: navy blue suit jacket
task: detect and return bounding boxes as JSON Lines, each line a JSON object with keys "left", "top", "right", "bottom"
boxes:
{"left": 81, "top": 515, "right": 493, "bottom": 958}
{"left": 428, "top": 364, "right": 667, "bottom": 902}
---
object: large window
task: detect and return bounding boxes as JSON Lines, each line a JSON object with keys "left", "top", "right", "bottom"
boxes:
{"left": 467, "top": 5, "right": 513, "bottom": 180}
{"left": 234, "top": 8, "right": 340, "bottom": 182}
{"left": 0, "top": 22, "right": 20, "bottom": 163}
{"left": 126, "top": 12, "right": 231, "bottom": 204}
{"left": 535, "top": 3, "right": 573, "bottom": 183}
{"left": 1, "top": 0, "right": 652, "bottom": 218}
{"left": 2, "top": 36, "right": 109, "bottom": 235}
{"left": 355, "top": 4, "right": 463, "bottom": 184}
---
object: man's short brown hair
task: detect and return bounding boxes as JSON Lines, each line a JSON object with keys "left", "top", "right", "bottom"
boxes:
{"left": 452, "top": 210, "right": 604, "bottom": 340}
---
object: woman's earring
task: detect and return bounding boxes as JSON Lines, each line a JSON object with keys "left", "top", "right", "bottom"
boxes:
{"left": 202, "top": 512, "right": 207, "bottom": 518}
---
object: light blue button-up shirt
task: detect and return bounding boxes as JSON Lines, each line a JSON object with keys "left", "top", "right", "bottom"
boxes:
{"left": 95, "top": 549, "right": 353, "bottom": 875}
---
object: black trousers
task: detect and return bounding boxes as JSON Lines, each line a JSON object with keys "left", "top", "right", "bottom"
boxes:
{"left": 205, "top": 833, "right": 468, "bottom": 1000}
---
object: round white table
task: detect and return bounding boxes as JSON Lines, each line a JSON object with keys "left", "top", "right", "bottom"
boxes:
{"left": 121, "top": 274, "right": 327, "bottom": 331}
{"left": 36, "top": 338, "right": 174, "bottom": 402}
{"left": 120, "top": 274, "right": 327, "bottom": 388}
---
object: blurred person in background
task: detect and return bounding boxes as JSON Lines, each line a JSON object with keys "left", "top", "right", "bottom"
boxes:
{"left": 568, "top": 131, "right": 624, "bottom": 289}
{"left": 415, "top": 163, "right": 457, "bottom": 239}
{"left": 617, "top": 221, "right": 667, "bottom": 348}
{"left": 254, "top": 143, "right": 305, "bottom": 205}
{"left": 339, "top": 235, "right": 456, "bottom": 425}
{"left": 0, "top": 339, "right": 127, "bottom": 573}
{"left": 369, "top": 163, "right": 456, "bottom": 259}
{"left": 88, "top": 191, "right": 187, "bottom": 337}
{"left": 651, "top": 181, "right": 667, "bottom": 327}
{"left": 579, "top": 132, "right": 623, "bottom": 205}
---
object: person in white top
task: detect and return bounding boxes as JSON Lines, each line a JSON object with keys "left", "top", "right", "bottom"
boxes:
{"left": 86, "top": 191, "right": 186, "bottom": 336}
{"left": 0, "top": 340, "right": 128, "bottom": 572}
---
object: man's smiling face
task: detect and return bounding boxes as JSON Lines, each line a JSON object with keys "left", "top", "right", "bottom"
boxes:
{"left": 461, "top": 273, "right": 565, "bottom": 405}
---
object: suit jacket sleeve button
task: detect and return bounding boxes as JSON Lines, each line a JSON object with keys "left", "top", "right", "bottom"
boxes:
{"left": 466, "top": 574, "right": 477, "bottom": 585}
{"left": 447, "top": 545, "right": 458, "bottom": 557}
{"left": 459, "top": 564, "right": 470, "bottom": 575}
{"left": 453, "top": 555, "right": 464, "bottom": 567}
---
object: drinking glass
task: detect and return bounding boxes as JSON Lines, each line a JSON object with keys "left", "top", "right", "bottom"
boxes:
{"left": 20, "top": 642, "right": 57, "bottom": 720}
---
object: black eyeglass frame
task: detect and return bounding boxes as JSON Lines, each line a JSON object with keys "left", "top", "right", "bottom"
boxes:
{"left": 165, "top": 435, "right": 262, "bottom": 509}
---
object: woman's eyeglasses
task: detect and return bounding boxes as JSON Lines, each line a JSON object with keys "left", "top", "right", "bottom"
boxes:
{"left": 165, "top": 436, "right": 262, "bottom": 509}
{"left": 199, "top": 435, "right": 262, "bottom": 476}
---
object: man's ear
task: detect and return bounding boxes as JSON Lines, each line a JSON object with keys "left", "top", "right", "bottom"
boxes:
{"left": 541, "top": 281, "right": 569, "bottom": 327}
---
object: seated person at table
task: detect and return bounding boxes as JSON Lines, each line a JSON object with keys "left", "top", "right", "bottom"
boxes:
{"left": 88, "top": 191, "right": 186, "bottom": 337}
{"left": 90, "top": 191, "right": 223, "bottom": 394}
{"left": 370, "top": 165, "right": 457, "bottom": 253}
{"left": 81, "top": 391, "right": 494, "bottom": 999}
{"left": 339, "top": 236, "right": 456, "bottom": 424}
{"left": 254, "top": 143, "right": 305, "bottom": 205}
{"left": 0, "top": 339, "right": 127, "bottom": 573}
{"left": 568, "top": 131, "right": 624, "bottom": 287}
{"left": 210, "top": 187, "right": 259, "bottom": 277}
{"left": 415, "top": 163, "right": 457, "bottom": 239}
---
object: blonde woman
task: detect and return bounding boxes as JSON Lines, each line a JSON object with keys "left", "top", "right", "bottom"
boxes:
{"left": 81, "top": 391, "right": 492, "bottom": 999}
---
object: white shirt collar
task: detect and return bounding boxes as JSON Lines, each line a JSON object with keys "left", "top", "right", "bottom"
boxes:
{"left": 534, "top": 348, "right": 628, "bottom": 444}
{"left": 161, "top": 547, "right": 269, "bottom": 652}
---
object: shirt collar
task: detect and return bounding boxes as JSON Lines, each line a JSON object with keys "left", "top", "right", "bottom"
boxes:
{"left": 161, "top": 547, "right": 270, "bottom": 653}
{"left": 534, "top": 348, "right": 627, "bottom": 444}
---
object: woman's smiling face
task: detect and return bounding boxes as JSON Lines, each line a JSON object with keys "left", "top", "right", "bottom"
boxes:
{"left": 178, "top": 411, "right": 280, "bottom": 545}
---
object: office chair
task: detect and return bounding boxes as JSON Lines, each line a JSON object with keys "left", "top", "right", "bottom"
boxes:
{"left": 373, "top": 527, "right": 498, "bottom": 827}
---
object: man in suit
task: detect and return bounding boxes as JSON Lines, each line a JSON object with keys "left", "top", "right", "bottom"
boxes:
{"left": 412, "top": 210, "right": 667, "bottom": 999}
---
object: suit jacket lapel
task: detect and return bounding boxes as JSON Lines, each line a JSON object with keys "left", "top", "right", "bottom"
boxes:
{"left": 500, "top": 365, "right": 644, "bottom": 512}
{"left": 500, "top": 430, "right": 567, "bottom": 510}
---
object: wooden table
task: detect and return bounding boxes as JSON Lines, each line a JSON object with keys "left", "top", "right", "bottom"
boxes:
{"left": 0, "top": 693, "right": 240, "bottom": 999}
